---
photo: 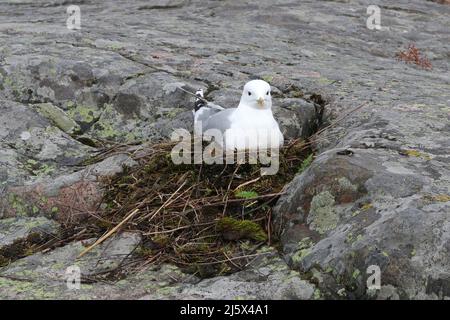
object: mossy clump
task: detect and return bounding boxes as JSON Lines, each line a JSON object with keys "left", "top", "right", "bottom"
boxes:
{"left": 216, "top": 217, "right": 267, "bottom": 242}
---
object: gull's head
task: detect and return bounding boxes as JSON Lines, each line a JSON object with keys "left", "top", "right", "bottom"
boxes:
{"left": 240, "top": 79, "right": 272, "bottom": 110}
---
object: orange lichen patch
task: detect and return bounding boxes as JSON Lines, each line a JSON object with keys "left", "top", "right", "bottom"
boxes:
{"left": 396, "top": 43, "right": 432, "bottom": 70}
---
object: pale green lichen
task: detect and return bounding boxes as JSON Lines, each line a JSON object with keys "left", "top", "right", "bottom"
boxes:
{"left": 346, "top": 232, "right": 363, "bottom": 244}
{"left": 67, "top": 104, "right": 101, "bottom": 125}
{"left": 261, "top": 75, "right": 274, "bottom": 83}
{"left": 25, "top": 161, "right": 55, "bottom": 177}
{"left": 8, "top": 194, "right": 28, "bottom": 216}
{"left": 96, "top": 121, "right": 118, "bottom": 139}
{"left": 307, "top": 191, "right": 338, "bottom": 234}
{"left": 345, "top": 232, "right": 354, "bottom": 244}
{"left": 0, "top": 277, "right": 58, "bottom": 299}
{"left": 35, "top": 103, "right": 80, "bottom": 134}
{"left": 156, "top": 285, "right": 178, "bottom": 296}
{"left": 337, "top": 177, "right": 357, "bottom": 192}
{"left": 291, "top": 237, "right": 314, "bottom": 264}
{"left": 313, "top": 288, "right": 322, "bottom": 300}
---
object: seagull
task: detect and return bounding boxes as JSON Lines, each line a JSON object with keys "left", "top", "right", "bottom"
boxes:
{"left": 193, "top": 80, "right": 284, "bottom": 151}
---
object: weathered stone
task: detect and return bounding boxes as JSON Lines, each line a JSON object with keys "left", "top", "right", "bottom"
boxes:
{"left": 0, "top": 154, "right": 137, "bottom": 221}
{"left": 176, "top": 248, "right": 315, "bottom": 300}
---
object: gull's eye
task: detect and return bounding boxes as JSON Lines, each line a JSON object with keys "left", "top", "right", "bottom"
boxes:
{"left": 266, "top": 91, "right": 270, "bottom": 95}
{"left": 248, "top": 91, "right": 252, "bottom": 96}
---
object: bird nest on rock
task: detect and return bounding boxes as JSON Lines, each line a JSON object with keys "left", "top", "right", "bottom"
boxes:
{"left": 61, "top": 138, "right": 313, "bottom": 280}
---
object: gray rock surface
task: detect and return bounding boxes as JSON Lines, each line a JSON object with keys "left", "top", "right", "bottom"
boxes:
{"left": 0, "top": 216, "right": 59, "bottom": 248}
{"left": 0, "top": 0, "right": 449, "bottom": 299}
{"left": 0, "top": 242, "right": 315, "bottom": 300}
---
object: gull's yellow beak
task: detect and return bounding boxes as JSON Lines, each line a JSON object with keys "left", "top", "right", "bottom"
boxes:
{"left": 256, "top": 97, "right": 265, "bottom": 107}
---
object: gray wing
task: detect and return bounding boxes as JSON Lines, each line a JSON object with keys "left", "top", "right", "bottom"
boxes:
{"left": 194, "top": 107, "right": 222, "bottom": 124}
{"left": 206, "top": 102, "right": 225, "bottom": 111}
{"left": 203, "top": 108, "right": 236, "bottom": 133}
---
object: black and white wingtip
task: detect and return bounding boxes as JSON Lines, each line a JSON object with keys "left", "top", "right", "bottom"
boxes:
{"left": 194, "top": 89, "right": 206, "bottom": 112}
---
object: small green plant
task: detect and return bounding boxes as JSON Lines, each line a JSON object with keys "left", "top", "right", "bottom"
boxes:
{"left": 234, "top": 190, "right": 258, "bottom": 199}
{"left": 298, "top": 153, "right": 313, "bottom": 173}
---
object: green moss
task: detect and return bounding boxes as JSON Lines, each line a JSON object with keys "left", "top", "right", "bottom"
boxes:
{"left": 216, "top": 217, "right": 267, "bottom": 242}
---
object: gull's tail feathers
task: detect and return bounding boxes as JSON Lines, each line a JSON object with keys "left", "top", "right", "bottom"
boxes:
{"left": 193, "top": 89, "right": 225, "bottom": 127}
{"left": 194, "top": 89, "right": 207, "bottom": 112}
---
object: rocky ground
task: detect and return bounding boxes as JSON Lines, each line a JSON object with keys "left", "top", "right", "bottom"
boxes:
{"left": 0, "top": 0, "right": 449, "bottom": 299}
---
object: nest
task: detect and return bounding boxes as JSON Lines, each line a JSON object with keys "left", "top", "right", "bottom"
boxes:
{"left": 55, "top": 138, "right": 313, "bottom": 280}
